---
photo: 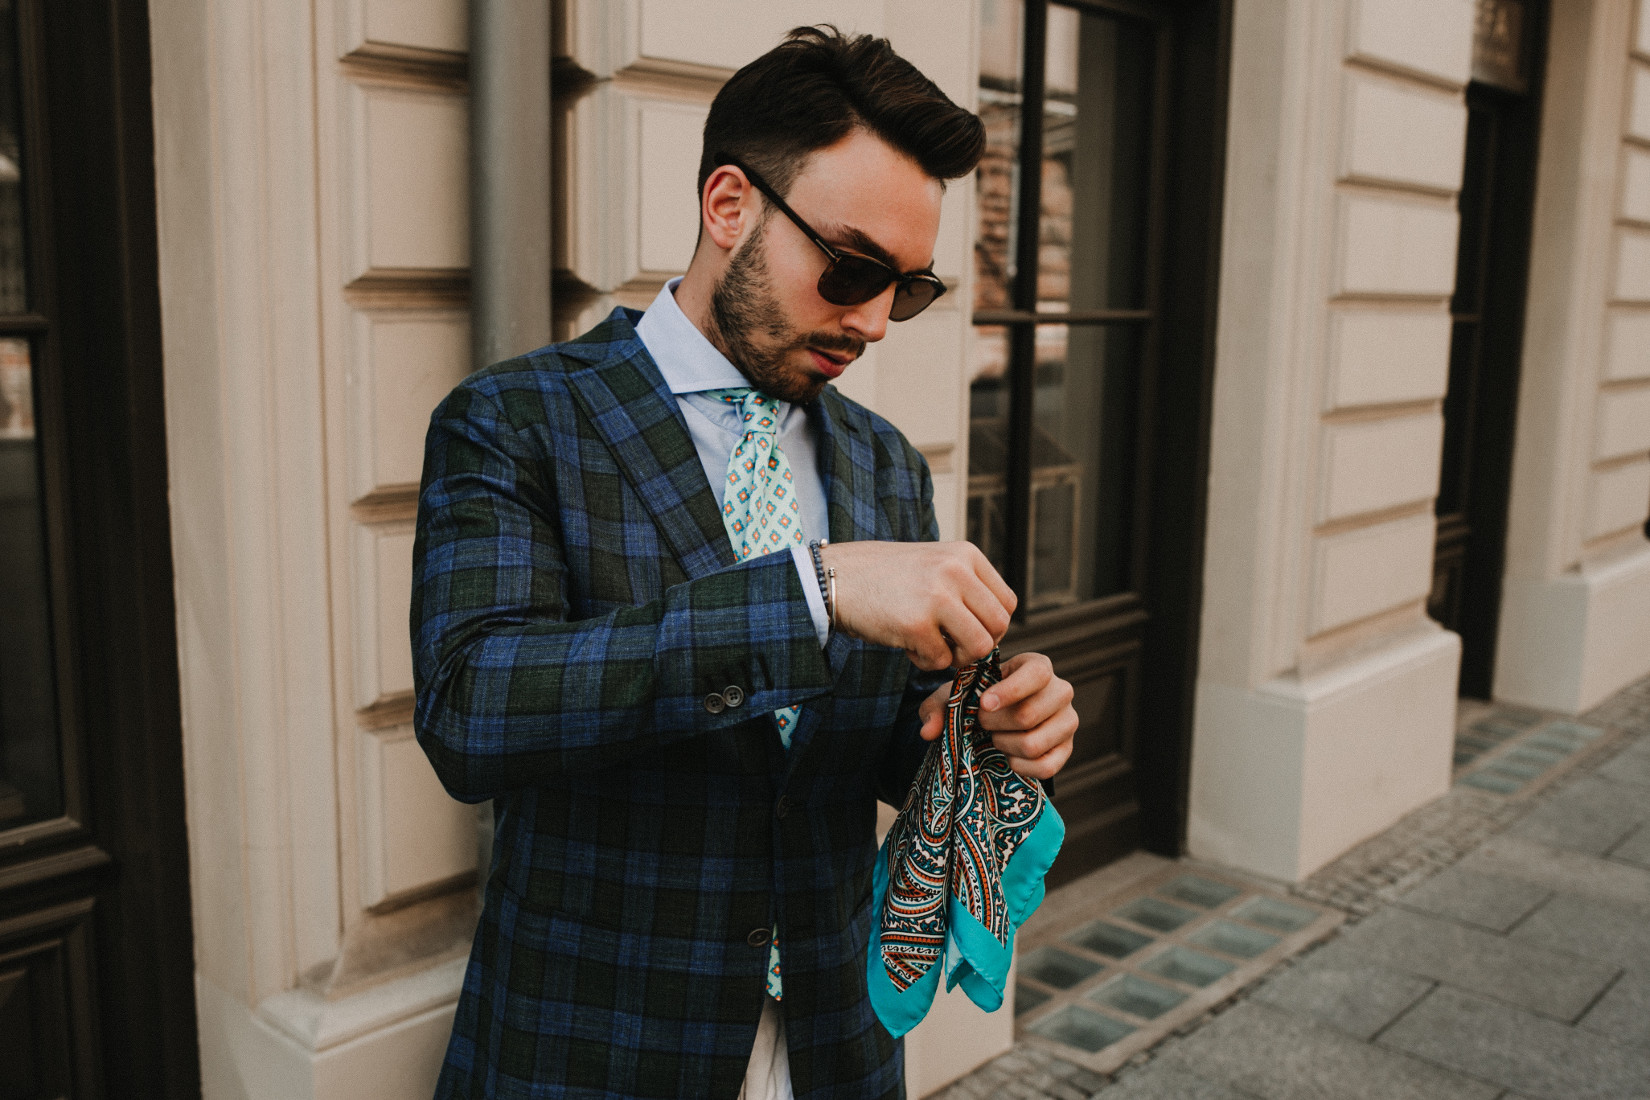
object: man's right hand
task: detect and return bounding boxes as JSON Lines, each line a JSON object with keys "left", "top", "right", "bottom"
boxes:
{"left": 817, "top": 541, "right": 1016, "bottom": 670}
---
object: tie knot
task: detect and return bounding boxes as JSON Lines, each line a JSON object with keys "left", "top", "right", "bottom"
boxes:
{"left": 707, "top": 387, "right": 782, "bottom": 433}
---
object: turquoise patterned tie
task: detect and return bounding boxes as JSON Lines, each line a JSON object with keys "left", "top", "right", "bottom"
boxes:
{"left": 707, "top": 387, "right": 803, "bottom": 1000}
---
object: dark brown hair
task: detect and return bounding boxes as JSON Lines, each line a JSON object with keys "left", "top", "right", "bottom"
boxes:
{"left": 697, "top": 25, "right": 985, "bottom": 201}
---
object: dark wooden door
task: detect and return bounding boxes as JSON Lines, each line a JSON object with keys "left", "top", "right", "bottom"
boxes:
{"left": 0, "top": 1, "right": 197, "bottom": 1095}
{"left": 969, "top": 0, "right": 1228, "bottom": 883}
{"left": 1430, "top": 0, "right": 1547, "bottom": 699}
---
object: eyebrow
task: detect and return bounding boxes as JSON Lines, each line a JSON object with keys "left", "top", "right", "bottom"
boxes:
{"left": 828, "top": 222, "right": 937, "bottom": 277}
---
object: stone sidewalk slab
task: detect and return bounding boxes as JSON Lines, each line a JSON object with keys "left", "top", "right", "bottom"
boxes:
{"left": 1511, "top": 892, "right": 1650, "bottom": 974}
{"left": 1462, "top": 835, "right": 1650, "bottom": 914}
{"left": 1608, "top": 823, "right": 1650, "bottom": 870}
{"left": 1151, "top": 1001, "right": 1500, "bottom": 1100}
{"left": 1504, "top": 774, "right": 1649, "bottom": 857}
{"left": 1093, "top": 1066, "right": 1262, "bottom": 1100}
{"left": 1250, "top": 958, "right": 1433, "bottom": 1040}
{"left": 1579, "top": 970, "right": 1650, "bottom": 1050}
{"left": 1597, "top": 738, "right": 1650, "bottom": 789}
{"left": 1378, "top": 985, "right": 1650, "bottom": 1099}
{"left": 1311, "top": 907, "right": 1617, "bottom": 1021}
{"left": 1392, "top": 864, "right": 1551, "bottom": 932}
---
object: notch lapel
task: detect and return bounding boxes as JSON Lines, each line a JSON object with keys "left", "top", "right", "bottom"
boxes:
{"left": 562, "top": 313, "right": 735, "bottom": 580}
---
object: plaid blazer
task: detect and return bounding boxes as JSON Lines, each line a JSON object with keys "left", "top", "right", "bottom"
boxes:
{"left": 412, "top": 308, "right": 947, "bottom": 1100}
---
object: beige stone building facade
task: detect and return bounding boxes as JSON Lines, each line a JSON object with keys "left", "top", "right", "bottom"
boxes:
{"left": 1, "top": 0, "right": 1647, "bottom": 1096}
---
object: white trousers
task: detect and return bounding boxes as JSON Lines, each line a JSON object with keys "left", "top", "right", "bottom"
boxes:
{"left": 738, "top": 996, "right": 794, "bottom": 1100}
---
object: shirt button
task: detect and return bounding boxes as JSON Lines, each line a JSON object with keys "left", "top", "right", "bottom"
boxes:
{"left": 775, "top": 796, "right": 790, "bottom": 819}
{"left": 746, "top": 928, "right": 771, "bottom": 948}
{"left": 704, "top": 692, "right": 727, "bottom": 715}
{"left": 723, "top": 685, "right": 746, "bottom": 708}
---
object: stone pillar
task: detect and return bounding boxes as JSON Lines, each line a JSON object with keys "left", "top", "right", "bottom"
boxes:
{"left": 1493, "top": 0, "right": 1650, "bottom": 714}
{"left": 1188, "top": 0, "right": 1475, "bottom": 882}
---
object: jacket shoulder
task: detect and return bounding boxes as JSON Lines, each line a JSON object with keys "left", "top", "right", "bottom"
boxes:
{"left": 439, "top": 308, "right": 644, "bottom": 420}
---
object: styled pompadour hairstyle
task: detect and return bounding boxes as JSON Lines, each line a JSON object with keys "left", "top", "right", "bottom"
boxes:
{"left": 697, "top": 25, "right": 986, "bottom": 201}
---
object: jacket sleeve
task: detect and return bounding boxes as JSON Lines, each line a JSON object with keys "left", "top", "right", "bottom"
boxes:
{"left": 411, "top": 380, "right": 834, "bottom": 801}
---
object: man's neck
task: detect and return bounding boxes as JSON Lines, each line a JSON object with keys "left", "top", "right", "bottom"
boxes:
{"left": 670, "top": 264, "right": 720, "bottom": 352}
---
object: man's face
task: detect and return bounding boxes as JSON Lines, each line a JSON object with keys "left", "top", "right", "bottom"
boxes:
{"left": 708, "top": 130, "right": 945, "bottom": 403}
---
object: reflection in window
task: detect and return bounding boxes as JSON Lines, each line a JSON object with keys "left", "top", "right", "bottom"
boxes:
{"left": 0, "top": 0, "right": 22, "bottom": 313}
{"left": 0, "top": 338, "right": 60, "bottom": 829}
{"left": 0, "top": 0, "right": 56, "bottom": 832}
{"left": 969, "top": 1, "right": 1155, "bottom": 611}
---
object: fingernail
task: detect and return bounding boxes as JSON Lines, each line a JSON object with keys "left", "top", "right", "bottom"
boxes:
{"left": 981, "top": 692, "right": 998, "bottom": 711}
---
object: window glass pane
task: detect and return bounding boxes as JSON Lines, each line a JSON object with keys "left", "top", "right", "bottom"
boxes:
{"left": 1040, "top": 5, "right": 1154, "bottom": 312}
{"left": 976, "top": 0, "right": 1022, "bottom": 314}
{"left": 1031, "top": 323, "right": 1139, "bottom": 607}
{"left": 0, "top": 0, "right": 24, "bottom": 312}
{"left": 0, "top": 336, "right": 62, "bottom": 828}
{"left": 966, "top": 326, "right": 1011, "bottom": 580}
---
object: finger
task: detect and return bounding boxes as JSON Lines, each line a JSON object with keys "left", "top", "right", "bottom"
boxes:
{"left": 1006, "top": 732, "right": 1073, "bottom": 780}
{"left": 904, "top": 628, "right": 954, "bottom": 672}
{"left": 917, "top": 684, "right": 947, "bottom": 741}
{"left": 964, "top": 543, "right": 1018, "bottom": 620}
{"left": 934, "top": 602, "right": 996, "bottom": 665}
{"left": 979, "top": 653, "right": 1054, "bottom": 714}
{"left": 953, "top": 572, "right": 1013, "bottom": 647}
{"left": 993, "top": 707, "right": 1078, "bottom": 779}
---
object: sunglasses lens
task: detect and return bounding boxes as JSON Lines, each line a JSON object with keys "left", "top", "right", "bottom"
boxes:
{"left": 817, "top": 255, "right": 893, "bottom": 306}
{"left": 889, "top": 279, "right": 942, "bottom": 322}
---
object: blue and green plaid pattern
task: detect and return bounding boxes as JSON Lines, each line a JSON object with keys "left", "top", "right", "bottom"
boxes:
{"left": 705, "top": 386, "right": 804, "bottom": 1002}
{"left": 413, "top": 308, "right": 948, "bottom": 1099}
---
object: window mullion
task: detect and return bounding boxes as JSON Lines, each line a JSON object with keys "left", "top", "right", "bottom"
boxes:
{"left": 1005, "top": 0, "right": 1049, "bottom": 608}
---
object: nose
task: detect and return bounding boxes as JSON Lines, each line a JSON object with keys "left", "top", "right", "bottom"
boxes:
{"left": 838, "top": 284, "right": 896, "bottom": 343}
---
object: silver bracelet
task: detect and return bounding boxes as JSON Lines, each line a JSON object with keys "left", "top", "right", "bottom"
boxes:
{"left": 826, "top": 565, "right": 837, "bottom": 635}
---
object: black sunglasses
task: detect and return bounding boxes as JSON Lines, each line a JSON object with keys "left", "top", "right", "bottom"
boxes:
{"left": 717, "top": 154, "right": 947, "bottom": 322}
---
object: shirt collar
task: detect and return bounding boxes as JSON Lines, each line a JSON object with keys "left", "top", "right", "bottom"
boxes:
{"left": 635, "top": 277, "right": 752, "bottom": 396}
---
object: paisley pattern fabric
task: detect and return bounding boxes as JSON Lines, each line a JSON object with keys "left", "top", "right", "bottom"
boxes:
{"left": 706, "top": 386, "right": 804, "bottom": 1001}
{"left": 868, "top": 650, "right": 1064, "bottom": 1036}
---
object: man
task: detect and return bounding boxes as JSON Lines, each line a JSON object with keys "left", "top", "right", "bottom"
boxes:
{"left": 413, "top": 26, "right": 1077, "bottom": 1100}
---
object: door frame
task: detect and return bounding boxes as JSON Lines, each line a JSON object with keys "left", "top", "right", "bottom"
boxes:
{"left": 987, "top": 0, "right": 1232, "bottom": 881}
{"left": 0, "top": 1, "right": 198, "bottom": 1093}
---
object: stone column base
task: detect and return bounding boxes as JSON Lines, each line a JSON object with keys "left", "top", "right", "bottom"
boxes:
{"left": 1188, "top": 627, "right": 1461, "bottom": 882}
{"left": 195, "top": 961, "right": 462, "bottom": 1100}
{"left": 1494, "top": 541, "right": 1650, "bottom": 716}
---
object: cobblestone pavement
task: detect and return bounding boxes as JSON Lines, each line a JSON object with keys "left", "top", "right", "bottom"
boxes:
{"left": 934, "top": 676, "right": 1650, "bottom": 1100}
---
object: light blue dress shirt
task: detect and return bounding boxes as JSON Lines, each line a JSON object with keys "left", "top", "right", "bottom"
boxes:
{"left": 636, "top": 278, "right": 831, "bottom": 646}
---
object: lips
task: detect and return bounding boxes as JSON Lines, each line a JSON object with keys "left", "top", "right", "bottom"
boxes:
{"left": 807, "top": 347, "right": 851, "bottom": 379}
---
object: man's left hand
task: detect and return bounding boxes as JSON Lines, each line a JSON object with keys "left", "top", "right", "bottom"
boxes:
{"left": 917, "top": 652, "right": 1076, "bottom": 780}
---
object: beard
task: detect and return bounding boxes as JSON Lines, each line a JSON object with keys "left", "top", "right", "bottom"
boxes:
{"left": 708, "top": 223, "right": 865, "bottom": 404}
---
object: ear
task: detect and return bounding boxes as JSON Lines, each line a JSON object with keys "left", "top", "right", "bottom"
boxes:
{"left": 701, "top": 165, "right": 756, "bottom": 252}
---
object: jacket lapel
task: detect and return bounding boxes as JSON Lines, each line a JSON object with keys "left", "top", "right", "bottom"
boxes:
{"left": 562, "top": 311, "right": 734, "bottom": 580}
{"left": 815, "top": 386, "right": 886, "bottom": 546}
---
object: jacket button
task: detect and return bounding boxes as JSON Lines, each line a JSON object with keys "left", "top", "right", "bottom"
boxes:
{"left": 704, "top": 692, "right": 727, "bottom": 715}
{"left": 746, "top": 927, "right": 771, "bottom": 948}
{"left": 775, "top": 796, "right": 789, "bottom": 819}
{"left": 723, "top": 685, "right": 745, "bottom": 708}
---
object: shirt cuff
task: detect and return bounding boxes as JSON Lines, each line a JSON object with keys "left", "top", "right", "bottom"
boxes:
{"left": 789, "top": 543, "right": 830, "bottom": 648}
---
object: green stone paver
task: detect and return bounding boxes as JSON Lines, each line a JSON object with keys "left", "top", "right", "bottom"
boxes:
{"left": 1250, "top": 958, "right": 1433, "bottom": 1041}
{"left": 1504, "top": 773, "right": 1649, "bottom": 855}
{"left": 1509, "top": 892, "right": 1650, "bottom": 971}
{"left": 1392, "top": 864, "right": 1552, "bottom": 933}
{"left": 1597, "top": 739, "right": 1650, "bottom": 788}
{"left": 1607, "top": 822, "right": 1650, "bottom": 870}
{"left": 933, "top": 677, "right": 1650, "bottom": 1100}
{"left": 1576, "top": 970, "right": 1650, "bottom": 1050}
{"left": 1096, "top": 1066, "right": 1262, "bottom": 1100}
{"left": 1377, "top": 985, "right": 1650, "bottom": 1099}
{"left": 1313, "top": 906, "right": 1618, "bottom": 1021}
{"left": 1153, "top": 1002, "right": 1501, "bottom": 1100}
